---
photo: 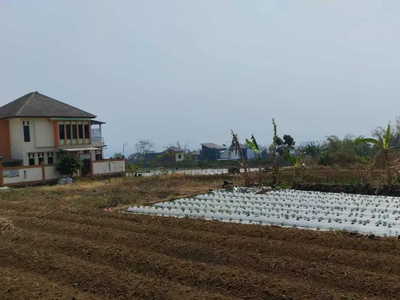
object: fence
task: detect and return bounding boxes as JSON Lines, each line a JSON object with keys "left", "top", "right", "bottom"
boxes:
{"left": 0, "top": 158, "right": 126, "bottom": 187}
{"left": 0, "top": 163, "right": 56, "bottom": 187}
{"left": 92, "top": 159, "right": 125, "bottom": 176}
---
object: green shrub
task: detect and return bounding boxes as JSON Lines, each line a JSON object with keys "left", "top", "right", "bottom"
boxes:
{"left": 56, "top": 151, "right": 83, "bottom": 177}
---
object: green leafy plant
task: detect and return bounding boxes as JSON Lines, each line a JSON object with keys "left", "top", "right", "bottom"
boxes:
{"left": 246, "top": 135, "right": 259, "bottom": 154}
{"left": 229, "top": 130, "right": 251, "bottom": 186}
{"left": 284, "top": 150, "right": 299, "bottom": 168}
{"left": 56, "top": 151, "right": 83, "bottom": 178}
{"left": 271, "top": 118, "right": 280, "bottom": 186}
{"left": 354, "top": 123, "right": 392, "bottom": 185}
{"left": 127, "top": 160, "right": 144, "bottom": 175}
{"left": 285, "top": 149, "right": 303, "bottom": 185}
{"left": 112, "top": 152, "right": 124, "bottom": 159}
{"left": 246, "top": 134, "right": 262, "bottom": 184}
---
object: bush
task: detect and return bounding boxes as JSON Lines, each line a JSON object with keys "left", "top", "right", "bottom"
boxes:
{"left": 56, "top": 151, "right": 83, "bottom": 177}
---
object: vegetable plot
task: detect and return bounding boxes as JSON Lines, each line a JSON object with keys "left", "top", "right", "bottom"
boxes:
{"left": 127, "top": 190, "right": 400, "bottom": 236}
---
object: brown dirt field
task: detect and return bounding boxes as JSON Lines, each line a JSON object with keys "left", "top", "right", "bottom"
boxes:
{"left": 1, "top": 174, "right": 400, "bottom": 299}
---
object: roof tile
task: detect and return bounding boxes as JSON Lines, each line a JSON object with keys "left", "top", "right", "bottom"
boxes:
{"left": 0, "top": 92, "right": 96, "bottom": 119}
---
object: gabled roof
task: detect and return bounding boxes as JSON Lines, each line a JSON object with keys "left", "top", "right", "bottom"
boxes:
{"left": 201, "top": 143, "right": 226, "bottom": 150}
{"left": 0, "top": 91, "right": 96, "bottom": 119}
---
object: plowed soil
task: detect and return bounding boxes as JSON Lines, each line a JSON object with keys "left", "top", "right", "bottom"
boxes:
{"left": 1, "top": 175, "right": 400, "bottom": 299}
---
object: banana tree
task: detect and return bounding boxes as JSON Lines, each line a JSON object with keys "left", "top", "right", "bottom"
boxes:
{"left": 270, "top": 118, "right": 280, "bottom": 186}
{"left": 354, "top": 123, "right": 392, "bottom": 185}
{"left": 285, "top": 150, "right": 299, "bottom": 168}
{"left": 246, "top": 134, "right": 262, "bottom": 184}
{"left": 229, "top": 130, "right": 251, "bottom": 185}
{"left": 284, "top": 150, "right": 302, "bottom": 181}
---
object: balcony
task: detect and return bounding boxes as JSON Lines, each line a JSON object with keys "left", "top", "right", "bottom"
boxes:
{"left": 91, "top": 128, "right": 104, "bottom": 147}
{"left": 92, "top": 135, "right": 104, "bottom": 143}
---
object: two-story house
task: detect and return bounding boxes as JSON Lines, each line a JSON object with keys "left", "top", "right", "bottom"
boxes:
{"left": 0, "top": 91, "right": 125, "bottom": 186}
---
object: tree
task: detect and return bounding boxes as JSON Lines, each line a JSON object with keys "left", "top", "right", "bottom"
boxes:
{"left": 271, "top": 118, "right": 280, "bottom": 186}
{"left": 229, "top": 130, "right": 251, "bottom": 186}
{"left": 285, "top": 149, "right": 302, "bottom": 182}
{"left": 283, "top": 134, "right": 295, "bottom": 149}
{"left": 112, "top": 152, "right": 124, "bottom": 159}
{"left": 127, "top": 152, "right": 144, "bottom": 164}
{"left": 246, "top": 134, "right": 262, "bottom": 183}
{"left": 269, "top": 133, "right": 295, "bottom": 157}
{"left": 56, "top": 151, "right": 83, "bottom": 178}
{"left": 355, "top": 123, "right": 392, "bottom": 185}
{"left": 127, "top": 140, "right": 155, "bottom": 165}
{"left": 304, "top": 141, "right": 326, "bottom": 158}
{"left": 135, "top": 140, "right": 155, "bottom": 155}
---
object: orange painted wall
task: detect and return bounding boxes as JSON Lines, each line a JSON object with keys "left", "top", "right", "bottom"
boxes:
{"left": 0, "top": 119, "right": 11, "bottom": 159}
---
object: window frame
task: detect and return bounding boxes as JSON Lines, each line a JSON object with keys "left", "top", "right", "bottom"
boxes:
{"left": 47, "top": 152, "right": 54, "bottom": 164}
{"left": 59, "top": 123, "right": 65, "bottom": 140}
{"left": 84, "top": 123, "right": 90, "bottom": 142}
{"left": 66, "top": 123, "right": 71, "bottom": 140}
{"left": 95, "top": 149, "right": 103, "bottom": 161}
{"left": 28, "top": 153, "right": 35, "bottom": 166}
{"left": 38, "top": 152, "right": 45, "bottom": 165}
{"left": 78, "top": 123, "right": 84, "bottom": 140}
{"left": 72, "top": 123, "right": 78, "bottom": 140}
{"left": 23, "top": 121, "right": 31, "bottom": 142}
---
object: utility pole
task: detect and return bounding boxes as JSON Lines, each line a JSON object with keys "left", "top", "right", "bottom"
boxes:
{"left": 123, "top": 143, "right": 128, "bottom": 158}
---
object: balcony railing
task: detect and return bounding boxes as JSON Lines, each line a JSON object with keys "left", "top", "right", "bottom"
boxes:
{"left": 92, "top": 128, "right": 101, "bottom": 136}
{"left": 92, "top": 136, "right": 104, "bottom": 143}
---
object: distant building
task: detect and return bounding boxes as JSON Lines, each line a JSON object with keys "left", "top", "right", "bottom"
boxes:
{"left": 199, "top": 143, "right": 226, "bottom": 161}
{"left": 144, "top": 146, "right": 185, "bottom": 165}
{"left": 191, "top": 152, "right": 200, "bottom": 161}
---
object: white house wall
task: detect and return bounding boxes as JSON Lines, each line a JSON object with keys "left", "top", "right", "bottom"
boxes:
{"left": 9, "top": 118, "right": 24, "bottom": 161}
{"left": 34, "top": 118, "right": 55, "bottom": 147}
{"left": 175, "top": 153, "right": 184, "bottom": 162}
{"left": 9, "top": 118, "right": 59, "bottom": 165}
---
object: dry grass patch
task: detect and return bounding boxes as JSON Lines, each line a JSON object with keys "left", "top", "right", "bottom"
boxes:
{"left": 0, "top": 174, "right": 240, "bottom": 213}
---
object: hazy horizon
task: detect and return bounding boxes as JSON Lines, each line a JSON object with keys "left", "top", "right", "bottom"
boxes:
{"left": 1, "top": 0, "right": 400, "bottom": 157}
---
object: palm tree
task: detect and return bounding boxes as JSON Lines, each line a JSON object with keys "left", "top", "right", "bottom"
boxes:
{"left": 354, "top": 123, "right": 392, "bottom": 185}
{"left": 303, "top": 141, "right": 325, "bottom": 158}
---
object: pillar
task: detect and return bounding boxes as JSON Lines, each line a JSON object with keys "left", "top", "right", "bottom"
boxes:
{"left": 40, "top": 162, "right": 45, "bottom": 183}
{"left": 0, "top": 156, "right": 3, "bottom": 186}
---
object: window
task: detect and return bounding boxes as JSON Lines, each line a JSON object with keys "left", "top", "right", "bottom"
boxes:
{"left": 47, "top": 152, "right": 54, "bottom": 164}
{"left": 84, "top": 123, "right": 89, "bottom": 140}
{"left": 95, "top": 149, "right": 102, "bottom": 161}
{"left": 38, "top": 152, "right": 45, "bottom": 164}
{"left": 28, "top": 153, "right": 35, "bottom": 166}
{"left": 23, "top": 121, "right": 30, "bottom": 142}
{"left": 66, "top": 124, "right": 71, "bottom": 140}
{"left": 178, "top": 154, "right": 182, "bottom": 159}
{"left": 59, "top": 124, "right": 65, "bottom": 140}
{"left": 78, "top": 124, "right": 84, "bottom": 139}
{"left": 72, "top": 124, "right": 78, "bottom": 139}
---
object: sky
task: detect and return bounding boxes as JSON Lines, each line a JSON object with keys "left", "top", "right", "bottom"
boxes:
{"left": 1, "top": 0, "right": 400, "bottom": 157}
